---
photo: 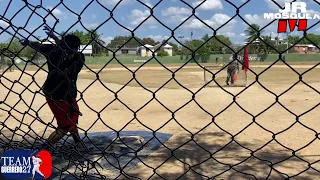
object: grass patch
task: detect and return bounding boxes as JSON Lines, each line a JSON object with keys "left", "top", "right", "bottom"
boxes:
{"left": 14, "top": 60, "right": 320, "bottom": 73}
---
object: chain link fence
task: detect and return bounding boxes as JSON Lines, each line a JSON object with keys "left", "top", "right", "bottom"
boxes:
{"left": 0, "top": 0, "right": 320, "bottom": 179}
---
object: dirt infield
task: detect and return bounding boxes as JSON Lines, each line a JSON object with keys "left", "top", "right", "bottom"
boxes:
{"left": 1, "top": 65, "right": 320, "bottom": 179}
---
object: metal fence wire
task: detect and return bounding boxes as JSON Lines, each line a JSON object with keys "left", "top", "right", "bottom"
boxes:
{"left": 1, "top": 0, "right": 320, "bottom": 179}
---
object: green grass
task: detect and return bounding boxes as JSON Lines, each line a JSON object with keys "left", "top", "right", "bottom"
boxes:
{"left": 84, "top": 54, "right": 320, "bottom": 65}
{"left": 11, "top": 53, "right": 320, "bottom": 72}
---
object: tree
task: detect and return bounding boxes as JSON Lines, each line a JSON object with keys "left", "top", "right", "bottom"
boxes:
{"left": 86, "top": 29, "right": 106, "bottom": 55}
{"left": 60, "top": 30, "right": 106, "bottom": 55}
{"left": 168, "top": 42, "right": 178, "bottom": 55}
{"left": 213, "top": 35, "right": 233, "bottom": 53}
{"left": 7, "top": 38, "right": 23, "bottom": 54}
{"left": 287, "top": 35, "right": 301, "bottom": 45}
{"left": 182, "top": 39, "right": 210, "bottom": 55}
{"left": 22, "top": 46, "right": 42, "bottom": 60}
{"left": 244, "top": 24, "right": 263, "bottom": 42}
{"left": 157, "top": 49, "right": 169, "bottom": 58}
{"left": 180, "top": 39, "right": 210, "bottom": 63}
{"left": 107, "top": 36, "right": 143, "bottom": 48}
{"left": 201, "top": 34, "right": 232, "bottom": 54}
{"left": 142, "top": 37, "right": 156, "bottom": 46}
{"left": 0, "top": 42, "right": 8, "bottom": 50}
{"left": 301, "top": 33, "right": 320, "bottom": 45}
{"left": 259, "top": 36, "right": 275, "bottom": 54}
{"left": 72, "top": 30, "right": 90, "bottom": 44}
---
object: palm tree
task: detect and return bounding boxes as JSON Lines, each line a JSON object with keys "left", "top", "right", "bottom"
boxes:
{"left": 87, "top": 29, "right": 105, "bottom": 55}
{"left": 244, "top": 24, "right": 262, "bottom": 42}
{"left": 244, "top": 24, "right": 264, "bottom": 53}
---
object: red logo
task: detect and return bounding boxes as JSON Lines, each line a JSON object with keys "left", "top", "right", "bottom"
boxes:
{"left": 36, "top": 150, "right": 52, "bottom": 179}
{"left": 277, "top": 19, "right": 308, "bottom": 33}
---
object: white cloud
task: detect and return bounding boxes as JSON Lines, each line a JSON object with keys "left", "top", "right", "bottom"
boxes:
{"left": 264, "top": 0, "right": 287, "bottom": 10}
{"left": 264, "top": 0, "right": 320, "bottom": 15}
{"left": 167, "top": 14, "right": 190, "bottom": 24}
{"left": 143, "top": 0, "right": 152, "bottom": 7}
{"left": 102, "top": 36, "right": 114, "bottom": 44}
{"left": 84, "top": 23, "right": 99, "bottom": 29}
{"left": 307, "top": 9, "right": 320, "bottom": 15}
{"left": 0, "top": 20, "right": 9, "bottom": 28}
{"left": 269, "top": 31, "right": 284, "bottom": 39}
{"left": 192, "top": 0, "right": 223, "bottom": 10}
{"left": 183, "top": 13, "right": 237, "bottom": 32}
{"left": 149, "top": 25, "right": 157, "bottom": 29}
{"left": 243, "top": 14, "right": 276, "bottom": 30}
{"left": 47, "top": 6, "right": 64, "bottom": 16}
{"left": 220, "top": 32, "right": 235, "bottom": 37}
{"left": 148, "top": 35, "right": 169, "bottom": 42}
{"left": 98, "top": 0, "right": 131, "bottom": 6}
{"left": 129, "top": 9, "right": 156, "bottom": 25}
{"left": 240, "top": 33, "right": 246, "bottom": 36}
{"left": 161, "top": 7, "right": 191, "bottom": 16}
{"left": 97, "top": 0, "right": 151, "bottom": 7}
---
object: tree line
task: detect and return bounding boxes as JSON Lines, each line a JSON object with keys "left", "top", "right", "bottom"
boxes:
{"left": 0, "top": 25, "right": 319, "bottom": 62}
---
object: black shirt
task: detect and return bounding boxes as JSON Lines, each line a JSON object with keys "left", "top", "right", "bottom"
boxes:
{"left": 37, "top": 44, "right": 85, "bottom": 100}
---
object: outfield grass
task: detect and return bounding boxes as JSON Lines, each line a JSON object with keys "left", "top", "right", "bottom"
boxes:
{"left": 84, "top": 53, "right": 320, "bottom": 65}
{"left": 8, "top": 53, "right": 319, "bottom": 73}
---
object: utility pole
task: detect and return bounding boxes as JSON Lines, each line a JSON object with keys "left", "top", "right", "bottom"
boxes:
{"left": 191, "top": 31, "right": 193, "bottom": 40}
{"left": 286, "top": 32, "right": 289, "bottom": 54}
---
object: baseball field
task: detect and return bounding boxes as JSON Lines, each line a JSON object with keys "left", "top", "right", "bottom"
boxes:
{"left": 0, "top": 57, "right": 320, "bottom": 179}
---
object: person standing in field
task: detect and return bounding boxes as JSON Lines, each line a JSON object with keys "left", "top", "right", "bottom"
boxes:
{"left": 226, "top": 53, "right": 240, "bottom": 86}
{"left": 19, "top": 26, "right": 86, "bottom": 150}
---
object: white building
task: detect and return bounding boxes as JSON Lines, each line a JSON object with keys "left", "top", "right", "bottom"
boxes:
{"left": 154, "top": 43, "right": 173, "bottom": 56}
{"left": 271, "top": 37, "right": 288, "bottom": 45}
{"left": 138, "top": 44, "right": 154, "bottom": 57}
{"left": 79, "top": 45, "right": 93, "bottom": 56}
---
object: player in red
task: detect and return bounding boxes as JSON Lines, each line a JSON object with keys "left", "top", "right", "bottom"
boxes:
{"left": 20, "top": 26, "right": 85, "bottom": 150}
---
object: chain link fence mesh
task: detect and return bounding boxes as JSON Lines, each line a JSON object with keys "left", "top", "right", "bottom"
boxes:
{"left": 0, "top": 0, "right": 320, "bottom": 179}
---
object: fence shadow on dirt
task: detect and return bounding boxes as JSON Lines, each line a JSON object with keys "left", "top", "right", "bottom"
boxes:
{"left": 126, "top": 132, "right": 320, "bottom": 180}
{"left": 0, "top": 127, "right": 320, "bottom": 179}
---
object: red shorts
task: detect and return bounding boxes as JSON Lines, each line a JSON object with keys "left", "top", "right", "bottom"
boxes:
{"left": 46, "top": 98, "right": 79, "bottom": 132}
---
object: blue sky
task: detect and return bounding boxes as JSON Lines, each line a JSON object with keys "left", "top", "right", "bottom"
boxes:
{"left": 0, "top": 0, "right": 319, "bottom": 45}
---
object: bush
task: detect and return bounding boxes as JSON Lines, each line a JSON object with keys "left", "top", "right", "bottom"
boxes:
{"left": 157, "top": 50, "right": 169, "bottom": 58}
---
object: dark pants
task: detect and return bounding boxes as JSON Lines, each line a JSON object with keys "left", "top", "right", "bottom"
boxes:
{"left": 226, "top": 65, "right": 237, "bottom": 85}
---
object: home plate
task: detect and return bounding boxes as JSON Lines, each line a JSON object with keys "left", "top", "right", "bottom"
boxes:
{"left": 48, "top": 131, "right": 172, "bottom": 180}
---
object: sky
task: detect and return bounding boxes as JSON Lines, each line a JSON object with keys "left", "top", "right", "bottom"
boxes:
{"left": 0, "top": 0, "right": 319, "bottom": 45}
